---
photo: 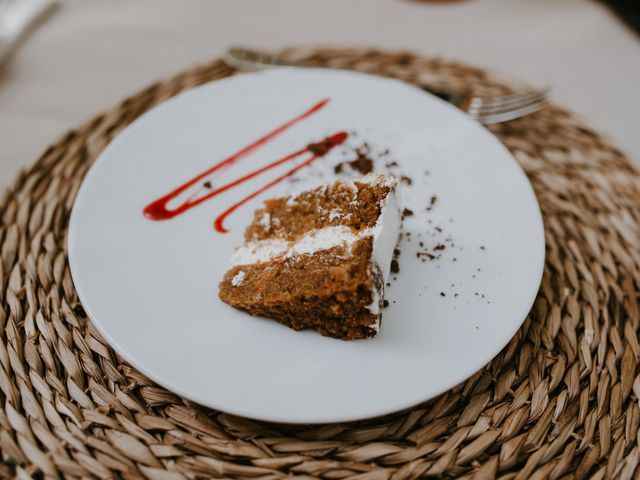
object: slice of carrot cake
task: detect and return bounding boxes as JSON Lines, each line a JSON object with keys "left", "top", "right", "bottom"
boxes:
{"left": 218, "top": 173, "right": 401, "bottom": 340}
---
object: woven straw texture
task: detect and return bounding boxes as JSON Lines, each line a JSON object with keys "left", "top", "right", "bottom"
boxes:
{"left": 1, "top": 47, "right": 639, "bottom": 479}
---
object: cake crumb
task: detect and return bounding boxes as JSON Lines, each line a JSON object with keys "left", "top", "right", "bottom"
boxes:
{"left": 402, "top": 208, "right": 414, "bottom": 218}
{"left": 383, "top": 300, "right": 390, "bottom": 308}
{"left": 440, "top": 292, "right": 446, "bottom": 297}
{"left": 231, "top": 271, "right": 246, "bottom": 287}
{"left": 307, "top": 136, "right": 342, "bottom": 156}
{"left": 390, "top": 259, "right": 400, "bottom": 274}
{"left": 334, "top": 144, "right": 375, "bottom": 175}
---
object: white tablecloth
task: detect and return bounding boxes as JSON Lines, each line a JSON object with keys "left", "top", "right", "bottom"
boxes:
{"left": 1, "top": 0, "right": 639, "bottom": 192}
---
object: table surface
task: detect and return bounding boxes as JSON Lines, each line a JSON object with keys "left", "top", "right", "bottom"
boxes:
{"left": 1, "top": 0, "right": 639, "bottom": 193}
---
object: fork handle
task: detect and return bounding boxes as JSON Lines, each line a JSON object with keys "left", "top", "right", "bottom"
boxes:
{"left": 224, "top": 47, "right": 300, "bottom": 69}
{"left": 224, "top": 47, "right": 459, "bottom": 105}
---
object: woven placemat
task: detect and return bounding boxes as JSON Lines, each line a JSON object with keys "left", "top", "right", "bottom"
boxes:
{"left": 1, "top": 47, "right": 639, "bottom": 479}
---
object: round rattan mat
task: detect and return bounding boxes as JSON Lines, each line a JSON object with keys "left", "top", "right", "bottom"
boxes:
{"left": 1, "top": 47, "right": 639, "bottom": 480}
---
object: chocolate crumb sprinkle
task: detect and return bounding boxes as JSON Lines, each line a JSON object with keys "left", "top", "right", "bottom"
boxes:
{"left": 334, "top": 144, "right": 375, "bottom": 175}
{"left": 402, "top": 208, "right": 414, "bottom": 219}
{"left": 440, "top": 292, "right": 446, "bottom": 297}
{"left": 390, "top": 259, "right": 400, "bottom": 274}
{"left": 307, "top": 136, "right": 341, "bottom": 157}
{"left": 348, "top": 155, "right": 373, "bottom": 175}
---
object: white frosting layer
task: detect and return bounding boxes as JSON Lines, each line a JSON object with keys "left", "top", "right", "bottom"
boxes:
{"left": 232, "top": 226, "right": 363, "bottom": 265}
{"left": 293, "top": 226, "right": 359, "bottom": 255}
{"left": 232, "top": 238, "right": 289, "bottom": 265}
{"left": 367, "top": 184, "right": 401, "bottom": 318}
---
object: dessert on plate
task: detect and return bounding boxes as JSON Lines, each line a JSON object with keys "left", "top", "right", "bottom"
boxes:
{"left": 218, "top": 173, "right": 401, "bottom": 339}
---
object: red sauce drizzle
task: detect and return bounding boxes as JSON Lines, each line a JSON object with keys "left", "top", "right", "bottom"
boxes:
{"left": 143, "top": 98, "right": 347, "bottom": 232}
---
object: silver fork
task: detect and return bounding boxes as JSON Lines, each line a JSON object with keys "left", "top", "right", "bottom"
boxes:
{"left": 223, "top": 47, "right": 549, "bottom": 125}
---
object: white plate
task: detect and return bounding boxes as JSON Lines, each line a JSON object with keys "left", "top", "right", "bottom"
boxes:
{"left": 69, "top": 69, "right": 544, "bottom": 423}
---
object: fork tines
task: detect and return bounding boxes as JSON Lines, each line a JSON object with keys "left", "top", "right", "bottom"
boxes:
{"left": 468, "top": 88, "right": 550, "bottom": 124}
